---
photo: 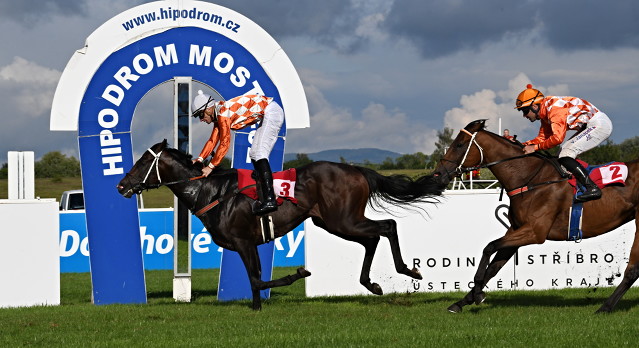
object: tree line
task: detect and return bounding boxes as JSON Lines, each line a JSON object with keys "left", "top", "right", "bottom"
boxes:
{"left": 0, "top": 151, "right": 81, "bottom": 180}
{"left": 1, "top": 131, "right": 638, "bottom": 179}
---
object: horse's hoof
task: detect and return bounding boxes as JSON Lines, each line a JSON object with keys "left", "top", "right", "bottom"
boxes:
{"left": 410, "top": 267, "right": 423, "bottom": 280}
{"left": 371, "top": 283, "right": 383, "bottom": 295}
{"left": 448, "top": 303, "right": 462, "bottom": 313}
{"left": 474, "top": 292, "right": 486, "bottom": 305}
{"left": 595, "top": 307, "right": 611, "bottom": 314}
{"left": 297, "top": 267, "right": 312, "bottom": 278}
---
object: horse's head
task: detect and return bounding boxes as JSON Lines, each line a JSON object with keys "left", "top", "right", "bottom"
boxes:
{"left": 117, "top": 139, "right": 169, "bottom": 198}
{"left": 433, "top": 119, "right": 490, "bottom": 186}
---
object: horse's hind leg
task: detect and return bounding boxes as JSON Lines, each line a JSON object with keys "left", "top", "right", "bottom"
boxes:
{"left": 312, "top": 217, "right": 384, "bottom": 295}
{"left": 597, "top": 217, "right": 639, "bottom": 313}
{"left": 380, "top": 219, "right": 422, "bottom": 279}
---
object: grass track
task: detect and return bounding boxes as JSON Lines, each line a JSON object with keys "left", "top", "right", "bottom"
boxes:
{"left": 2, "top": 268, "right": 639, "bottom": 347}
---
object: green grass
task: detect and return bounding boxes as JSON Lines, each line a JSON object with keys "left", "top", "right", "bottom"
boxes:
{"left": 2, "top": 268, "right": 639, "bottom": 347}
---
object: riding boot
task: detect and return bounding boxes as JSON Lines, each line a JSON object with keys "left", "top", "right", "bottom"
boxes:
{"left": 558, "top": 157, "right": 602, "bottom": 202}
{"left": 252, "top": 158, "right": 278, "bottom": 215}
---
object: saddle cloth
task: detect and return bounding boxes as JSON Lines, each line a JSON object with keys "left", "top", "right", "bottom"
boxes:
{"left": 236, "top": 168, "right": 298, "bottom": 205}
{"left": 568, "top": 160, "right": 628, "bottom": 194}
{"left": 567, "top": 160, "right": 628, "bottom": 241}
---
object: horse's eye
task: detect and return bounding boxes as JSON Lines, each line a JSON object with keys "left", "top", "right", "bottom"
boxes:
{"left": 456, "top": 142, "right": 464, "bottom": 148}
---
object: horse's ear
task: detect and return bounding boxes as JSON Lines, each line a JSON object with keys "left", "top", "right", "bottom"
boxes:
{"left": 161, "top": 139, "right": 168, "bottom": 149}
{"left": 465, "top": 119, "right": 488, "bottom": 131}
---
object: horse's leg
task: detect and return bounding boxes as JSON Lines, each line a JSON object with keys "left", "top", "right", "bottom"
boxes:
{"left": 358, "top": 235, "right": 384, "bottom": 295}
{"left": 234, "top": 240, "right": 264, "bottom": 310}
{"left": 254, "top": 267, "right": 312, "bottom": 290}
{"left": 311, "top": 217, "right": 383, "bottom": 295}
{"left": 596, "top": 215, "right": 639, "bottom": 313}
{"left": 448, "top": 247, "right": 518, "bottom": 313}
{"left": 450, "top": 224, "right": 543, "bottom": 313}
{"left": 379, "top": 219, "right": 422, "bottom": 279}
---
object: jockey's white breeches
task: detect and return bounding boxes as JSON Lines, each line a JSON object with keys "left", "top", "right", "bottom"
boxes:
{"left": 249, "top": 101, "right": 285, "bottom": 161}
{"left": 559, "top": 111, "right": 613, "bottom": 158}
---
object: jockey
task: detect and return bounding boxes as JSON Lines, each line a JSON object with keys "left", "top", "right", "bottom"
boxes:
{"left": 192, "top": 90, "right": 285, "bottom": 215}
{"left": 516, "top": 84, "right": 613, "bottom": 202}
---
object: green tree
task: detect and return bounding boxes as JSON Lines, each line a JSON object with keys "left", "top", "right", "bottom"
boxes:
{"left": 618, "top": 136, "right": 639, "bottom": 162}
{"left": 578, "top": 140, "right": 621, "bottom": 164}
{"left": 34, "top": 151, "right": 81, "bottom": 178}
{"left": 395, "top": 152, "right": 428, "bottom": 169}
{"left": 379, "top": 157, "right": 396, "bottom": 170}
{"left": 427, "top": 127, "right": 454, "bottom": 168}
{"left": 284, "top": 153, "right": 313, "bottom": 169}
{"left": 0, "top": 162, "right": 7, "bottom": 179}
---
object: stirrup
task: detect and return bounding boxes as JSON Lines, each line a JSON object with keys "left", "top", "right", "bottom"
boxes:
{"left": 253, "top": 200, "right": 278, "bottom": 215}
{"left": 575, "top": 188, "right": 602, "bottom": 203}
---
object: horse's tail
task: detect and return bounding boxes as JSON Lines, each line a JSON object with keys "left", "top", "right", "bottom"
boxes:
{"left": 354, "top": 166, "right": 444, "bottom": 212}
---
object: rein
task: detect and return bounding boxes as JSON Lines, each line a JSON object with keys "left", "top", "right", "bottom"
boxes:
{"left": 136, "top": 147, "right": 256, "bottom": 217}
{"left": 453, "top": 128, "right": 568, "bottom": 196}
{"left": 194, "top": 183, "right": 256, "bottom": 217}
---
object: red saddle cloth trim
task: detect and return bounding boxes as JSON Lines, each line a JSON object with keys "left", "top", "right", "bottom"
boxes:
{"left": 568, "top": 160, "right": 628, "bottom": 193}
{"left": 236, "top": 168, "right": 298, "bottom": 205}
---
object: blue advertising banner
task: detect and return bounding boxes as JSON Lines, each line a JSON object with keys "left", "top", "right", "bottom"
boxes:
{"left": 59, "top": 211, "right": 304, "bottom": 273}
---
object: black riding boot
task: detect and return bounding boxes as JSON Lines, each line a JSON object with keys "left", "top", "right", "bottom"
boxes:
{"left": 252, "top": 158, "right": 278, "bottom": 215}
{"left": 558, "top": 157, "right": 602, "bottom": 202}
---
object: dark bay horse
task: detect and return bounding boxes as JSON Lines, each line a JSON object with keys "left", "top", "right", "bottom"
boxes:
{"left": 433, "top": 119, "right": 639, "bottom": 313}
{"left": 117, "top": 140, "right": 443, "bottom": 310}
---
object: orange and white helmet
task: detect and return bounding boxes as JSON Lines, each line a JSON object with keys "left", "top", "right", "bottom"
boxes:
{"left": 515, "top": 84, "right": 544, "bottom": 109}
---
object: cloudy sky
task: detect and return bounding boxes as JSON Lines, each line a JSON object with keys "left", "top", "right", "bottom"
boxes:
{"left": 1, "top": 0, "right": 639, "bottom": 165}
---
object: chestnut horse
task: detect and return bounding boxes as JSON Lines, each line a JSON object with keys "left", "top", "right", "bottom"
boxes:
{"left": 117, "top": 140, "right": 443, "bottom": 310}
{"left": 433, "top": 119, "right": 639, "bottom": 313}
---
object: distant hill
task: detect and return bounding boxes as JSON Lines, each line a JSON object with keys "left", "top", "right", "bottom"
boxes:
{"left": 284, "top": 148, "right": 402, "bottom": 164}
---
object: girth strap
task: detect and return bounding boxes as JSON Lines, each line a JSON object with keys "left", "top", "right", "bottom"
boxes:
{"left": 507, "top": 178, "right": 569, "bottom": 197}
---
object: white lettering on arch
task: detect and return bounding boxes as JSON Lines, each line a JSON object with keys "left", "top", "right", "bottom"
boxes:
{"left": 189, "top": 44, "right": 212, "bottom": 66}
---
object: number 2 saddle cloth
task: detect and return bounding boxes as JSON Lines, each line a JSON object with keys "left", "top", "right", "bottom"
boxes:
{"left": 567, "top": 160, "right": 628, "bottom": 241}
{"left": 568, "top": 160, "right": 628, "bottom": 194}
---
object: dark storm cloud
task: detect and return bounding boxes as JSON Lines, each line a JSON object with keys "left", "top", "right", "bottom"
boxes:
{"left": 383, "top": 0, "right": 639, "bottom": 59}
{"left": 383, "top": 0, "right": 536, "bottom": 58}
{"left": 540, "top": 0, "right": 639, "bottom": 50}
{"left": 206, "top": 0, "right": 367, "bottom": 52}
{"left": 0, "top": 0, "right": 88, "bottom": 22}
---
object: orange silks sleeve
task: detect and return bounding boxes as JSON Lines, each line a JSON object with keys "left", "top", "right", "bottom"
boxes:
{"left": 537, "top": 110, "right": 569, "bottom": 150}
{"left": 198, "top": 125, "right": 220, "bottom": 161}
{"left": 209, "top": 116, "right": 232, "bottom": 167}
{"left": 523, "top": 111, "right": 569, "bottom": 150}
{"left": 523, "top": 123, "right": 550, "bottom": 147}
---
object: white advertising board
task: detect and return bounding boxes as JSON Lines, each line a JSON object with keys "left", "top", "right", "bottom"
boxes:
{"left": 0, "top": 199, "right": 60, "bottom": 308}
{"left": 305, "top": 190, "right": 635, "bottom": 297}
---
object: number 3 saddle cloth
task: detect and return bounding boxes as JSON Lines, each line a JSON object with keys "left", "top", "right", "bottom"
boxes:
{"left": 236, "top": 168, "right": 298, "bottom": 205}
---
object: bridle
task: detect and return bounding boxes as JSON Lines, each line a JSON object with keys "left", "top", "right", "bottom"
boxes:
{"left": 123, "top": 147, "right": 205, "bottom": 196}
{"left": 456, "top": 129, "right": 485, "bottom": 174}
{"left": 439, "top": 128, "right": 568, "bottom": 196}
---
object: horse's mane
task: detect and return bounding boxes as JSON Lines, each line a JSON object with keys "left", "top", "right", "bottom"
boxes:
{"left": 465, "top": 119, "right": 525, "bottom": 150}
{"left": 162, "top": 144, "right": 237, "bottom": 177}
